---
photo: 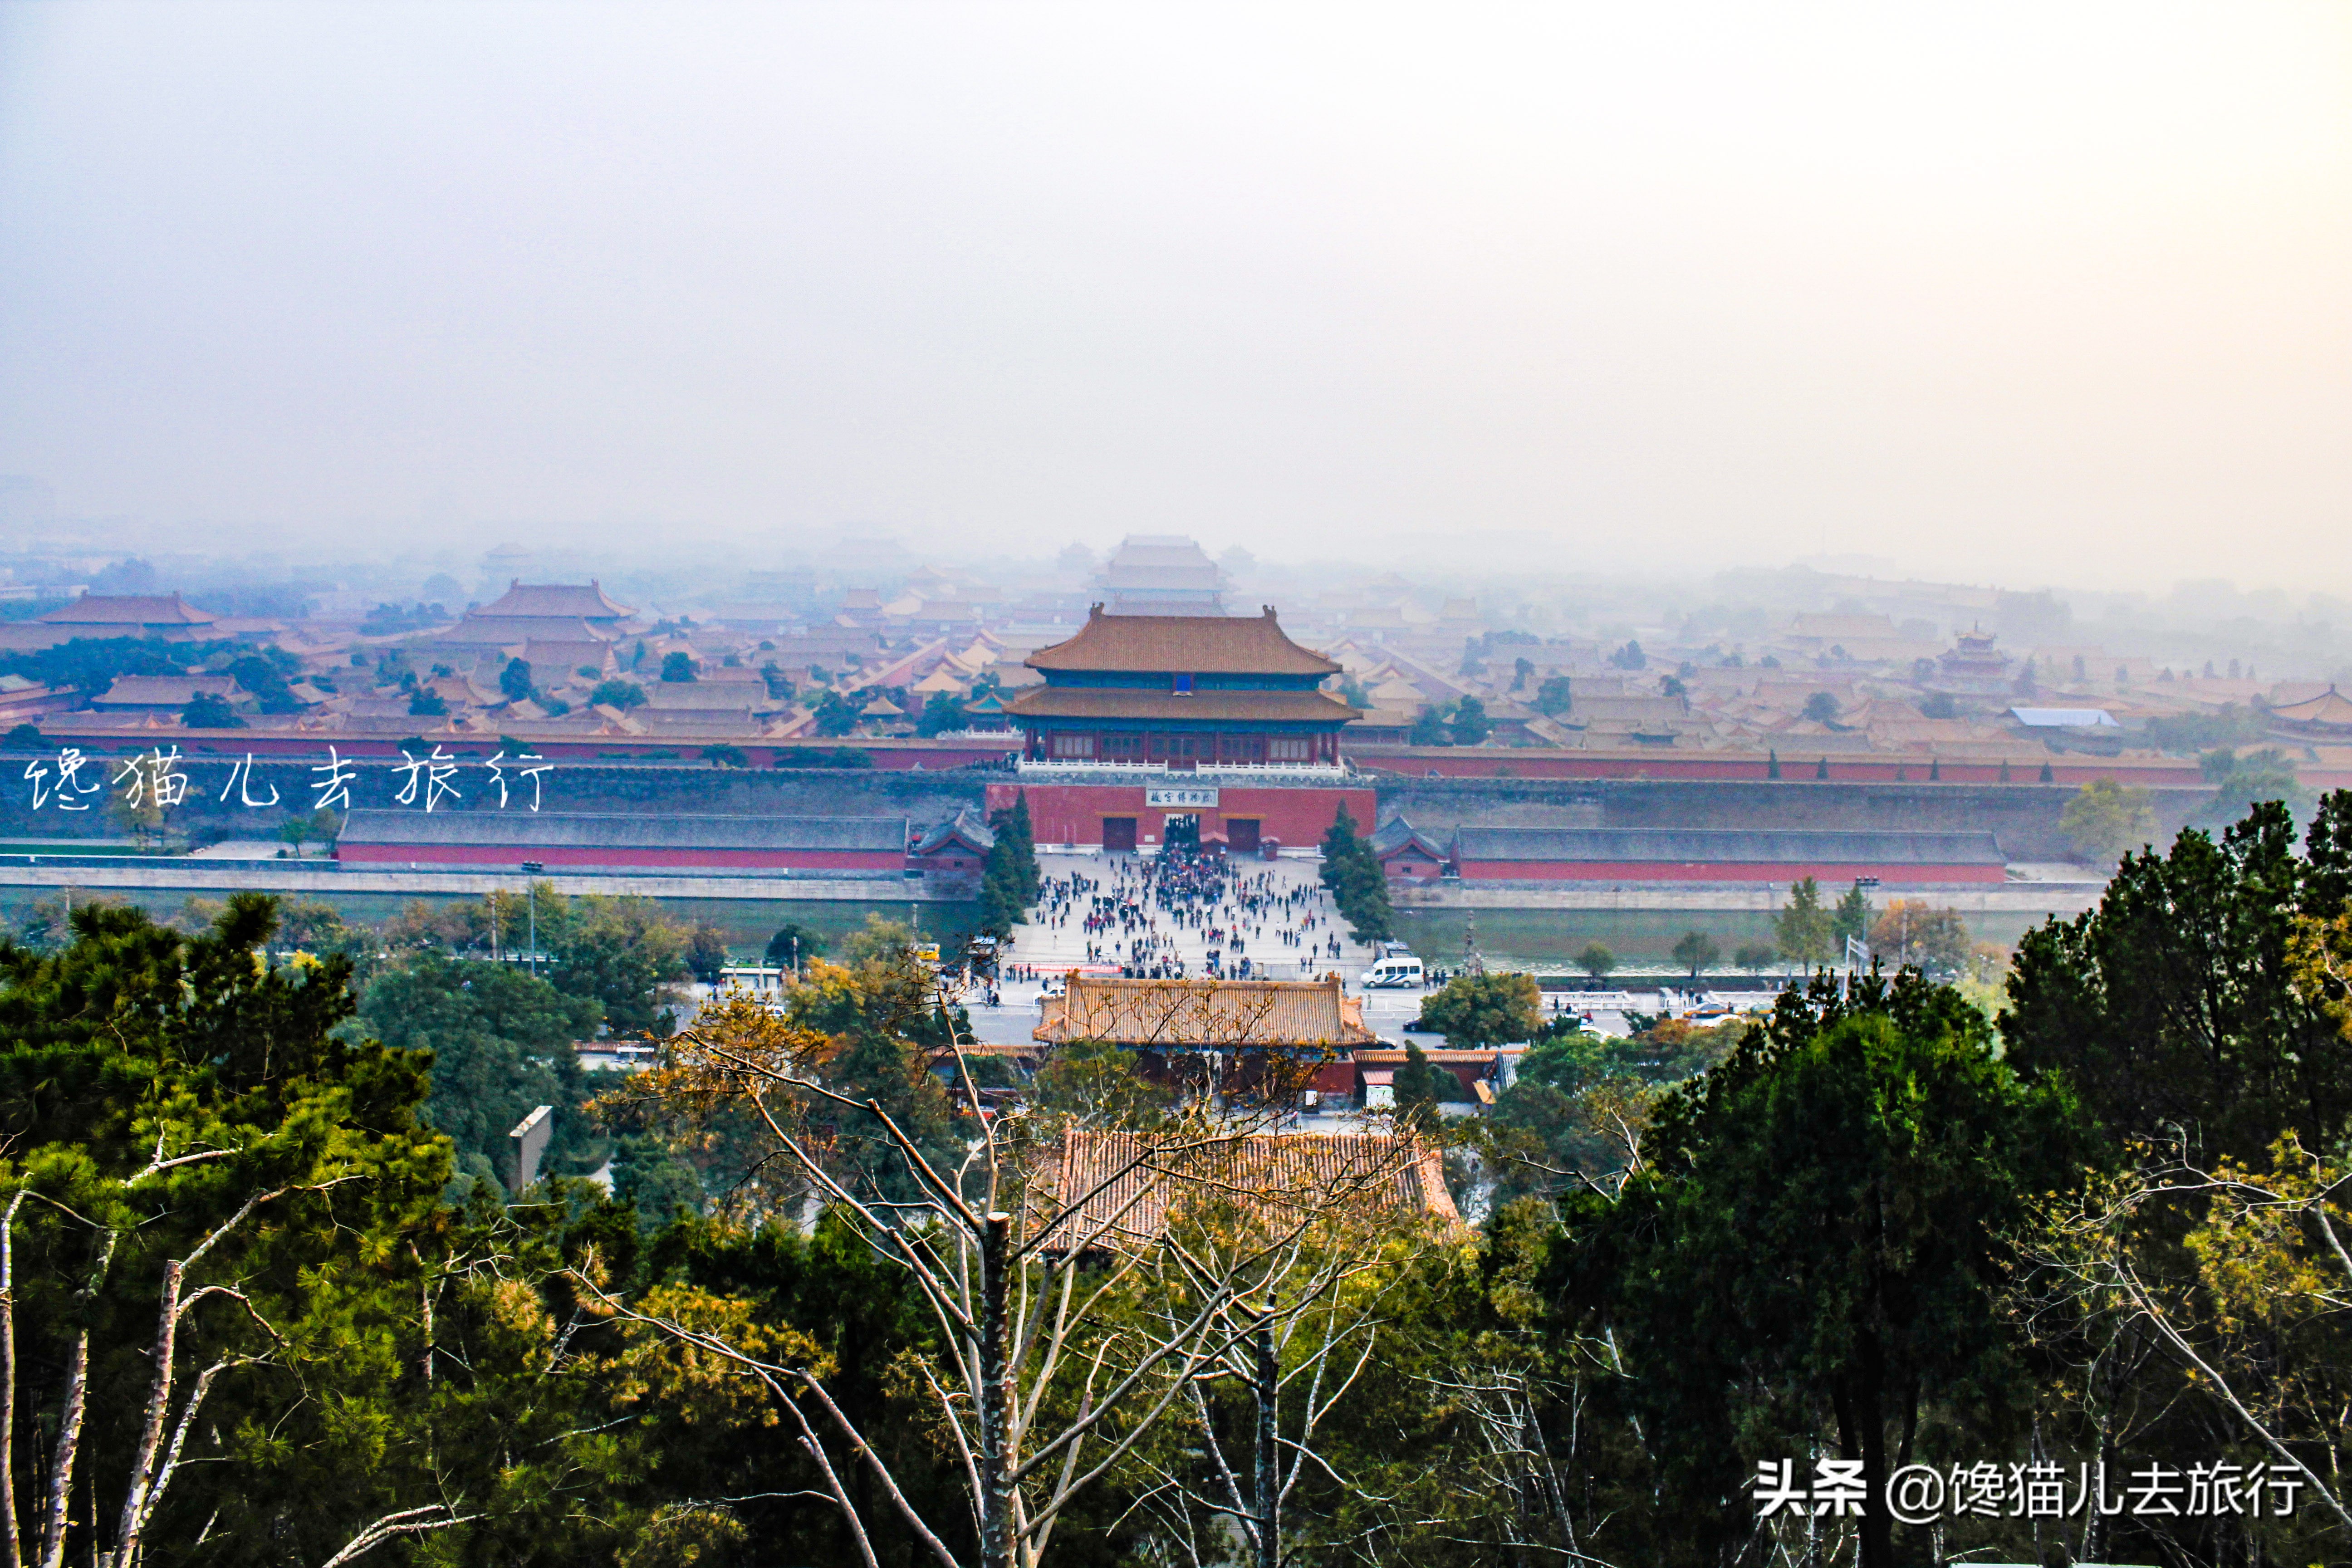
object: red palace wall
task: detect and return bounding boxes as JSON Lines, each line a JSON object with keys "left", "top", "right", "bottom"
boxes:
{"left": 985, "top": 782, "right": 1377, "bottom": 852}
{"left": 1452, "top": 858, "right": 2007, "bottom": 884}
{"left": 336, "top": 844, "right": 906, "bottom": 872}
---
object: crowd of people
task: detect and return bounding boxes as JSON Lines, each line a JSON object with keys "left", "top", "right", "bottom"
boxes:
{"left": 1027, "top": 846, "right": 1353, "bottom": 980}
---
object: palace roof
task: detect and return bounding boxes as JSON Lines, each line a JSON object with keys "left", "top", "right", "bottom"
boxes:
{"left": 1369, "top": 814, "right": 1447, "bottom": 861}
{"left": 37, "top": 593, "right": 218, "bottom": 627}
{"left": 2269, "top": 686, "right": 2352, "bottom": 730}
{"left": 1002, "top": 687, "right": 1358, "bottom": 724}
{"left": 1034, "top": 974, "right": 1375, "bottom": 1048}
{"left": 1026, "top": 1129, "right": 1457, "bottom": 1252}
{"left": 1027, "top": 606, "right": 1339, "bottom": 676}
{"left": 475, "top": 580, "right": 634, "bottom": 620}
{"left": 425, "top": 615, "right": 617, "bottom": 647}
{"left": 912, "top": 807, "right": 995, "bottom": 856}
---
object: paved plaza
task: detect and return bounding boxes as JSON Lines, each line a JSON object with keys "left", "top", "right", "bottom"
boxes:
{"left": 1003, "top": 849, "right": 1379, "bottom": 977}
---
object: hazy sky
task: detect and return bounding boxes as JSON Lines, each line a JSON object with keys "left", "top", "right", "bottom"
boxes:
{"left": 1, "top": 2, "right": 2347, "bottom": 587}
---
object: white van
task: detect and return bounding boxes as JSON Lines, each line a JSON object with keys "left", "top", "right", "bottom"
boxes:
{"left": 1362, "top": 954, "right": 1426, "bottom": 989}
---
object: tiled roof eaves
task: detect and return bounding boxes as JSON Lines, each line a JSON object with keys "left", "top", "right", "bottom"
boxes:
{"left": 1003, "top": 689, "right": 1359, "bottom": 723}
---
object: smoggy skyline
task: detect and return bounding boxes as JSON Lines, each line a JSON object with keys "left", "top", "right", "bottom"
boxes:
{"left": 1, "top": 2, "right": 2347, "bottom": 591}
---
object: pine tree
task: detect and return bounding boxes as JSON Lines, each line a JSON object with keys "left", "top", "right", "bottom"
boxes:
{"left": 1318, "top": 804, "right": 1395, "bottom": 942}
{"left": 1008, "top": 789, "right": 1040, "bottom": 901}
{"left": 977, "top": 834, "right": 1026, "bottom": 938}
{"left": 1775, "top": 876, "right": 1835, "bottom": 970}
{"left": 990, "top": 791, "right": 1042, "bottom": 905}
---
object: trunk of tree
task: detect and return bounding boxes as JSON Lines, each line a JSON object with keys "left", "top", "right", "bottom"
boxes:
{"left": 1853, "top": 1332, "right": 1891, "bottom": 1568}
{"left": 108, "top": 1259, "right": 186, "bottom": 1568}
{"left": 1253, "top": 1314, "right": 1278, "bottom": 1568}
{"left": 34, "top": 1332, "right": 89, "bottom": 1568}
{"left": 2, "top": 1195, "right": 21, "bottom": 1568}
{"left": 978, "top": 1212, "right": 1014, "bottom": 1568}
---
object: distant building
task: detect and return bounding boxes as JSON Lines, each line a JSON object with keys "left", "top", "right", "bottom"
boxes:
{"left": 1032, "top": 974, "right": 1376, "bottom": 1107}
{"left": 2268, "top": 685, "right": 2352, "bottom": 742}
{"left": 1369, "top": 814, "right": 1449, "bottom": 879}
{"left": 474, "top": 580, "right": 633, "bottom": 628}
{"left": 407, "top": 580, "right": 636, "bottom": 674}
{"left": 1931, "top": 630, "right": 2015, "bottom": 698}
{"left": 906, "top": 807, "right": 995, "bottom": 878}
{"left": 35, "top": 593, "right": 220, "bottom": 638}
{"left": 1092, "top": 535, "right": 1229, "bottom": 616}
{"left": 90, "top": 674, "right": 250, "bottom": 716}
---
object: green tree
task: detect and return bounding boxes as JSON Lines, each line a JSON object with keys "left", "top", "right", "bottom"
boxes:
{"left": 1800, "top": 690, "right": 1839, "bottom": 723}
{"left": 916, "top": 688, "right": 967, "bottom": 735}
{"left": 1831, "top": 880, "right": 1873, "bottom": 947}
{"left": 1867, "top": 899, "right": 1970, "bottom": 974}
{"left": 660, "top": 650, "right": 696, "bottom": 682}
{"left": 181, "top": 690, "right": 244, "bottom": 728}
{"left": 1773, "top": 876, "right": 1835, "bottom": 970}
{"left": 1669, "top": 929, "right": 1719, "bottom": 978}
{"left": 1393, "top": 1041, "right": 1468, "bottom": 1121}
{"left": 1510, "top": 656, "right": 1534, "bottom": 691}
{"left": 590, "top": 678, "right": 647, "bottom": 709}
{"left": 540, "top": 892, "right": 691, "bottom": 1035}
{"left": 1554, "top": 972, "right": 2085, "bottom": 1568}
{"left": 0, "top": 895, "right": 529, "bottom": 1565}
{"left": 1318, "top": 802, "right": 1393, "bottom": 943}
{"left": 2002, "top": 794, "right": 2352, "bottom": 1162}
{"left": 1028, "top": 1037, "right": 1173, "bottom": 1128}
{"left": 764, "top": 920, "right": 829, "bottom": 970}
{"left": 1576, "top": 941, "right": 1617, "bottom": 980}
{"left": 1733, "top": 941, "right": 1777, "bottom": 974}
{"left": 686, "top": 920, "right": 731, "bottom": 984}
{"left": 780, "top": 953, "right": 964, "bottom": 1200}
{"left": 972, "top": 835, "right": 1021, "bottom": 939}
{"left": 1408, "top": 705, "right": 1451, "bottom": 746}
{"left": 408, "top": 686, "right": 447, "bottom": 716}
{"left": 976, "top": 818, "right": 1030, "bottom": 939}
{"left": 991, "top": 789, "right": 1041, "bottom": 903}
{"left": 1533, "top": 675, "right": 1573, "bottom": 716}
{"left": 499, "top": 656, "right": 534, "bottom": 702}
{"left": 1417, "top": 970, "right": 1544, "bottom": 1047}
{"left": 2059, "top": 776, "right": 2157, "bottom": 862}
{"left": 1449, "top": 695, "right": 1492, "bottom": 746}
{"left": 2200, "top": 745, "right": 2308, "bottom": 826}
{"left": 277, "top": 805, "right": 341, "bottom": 855}
{"left": 813, "top": 688, "right": 861, "bottom": 736}
{"left": 358, "top": 951, "right": 606, "bottom": 1194}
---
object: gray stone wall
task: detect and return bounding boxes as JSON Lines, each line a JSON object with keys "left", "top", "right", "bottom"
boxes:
{"left": 0, "top": 751, "right": 990, "bottom": 841}
{"left": 1369, "top": 777, "right": 2218, "bottom": 862}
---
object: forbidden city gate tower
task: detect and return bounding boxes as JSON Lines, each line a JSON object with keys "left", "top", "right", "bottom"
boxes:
{"left": 1006, "top": 604, "right": 1358, "bottom": 769}
{"left": 991, "top": 605, "right": 1369, "bottom": 855}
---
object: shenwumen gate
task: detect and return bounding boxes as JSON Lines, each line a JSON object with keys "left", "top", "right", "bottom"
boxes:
{"left": 994, "top": 605, "right": 1369, "bottom": 854}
